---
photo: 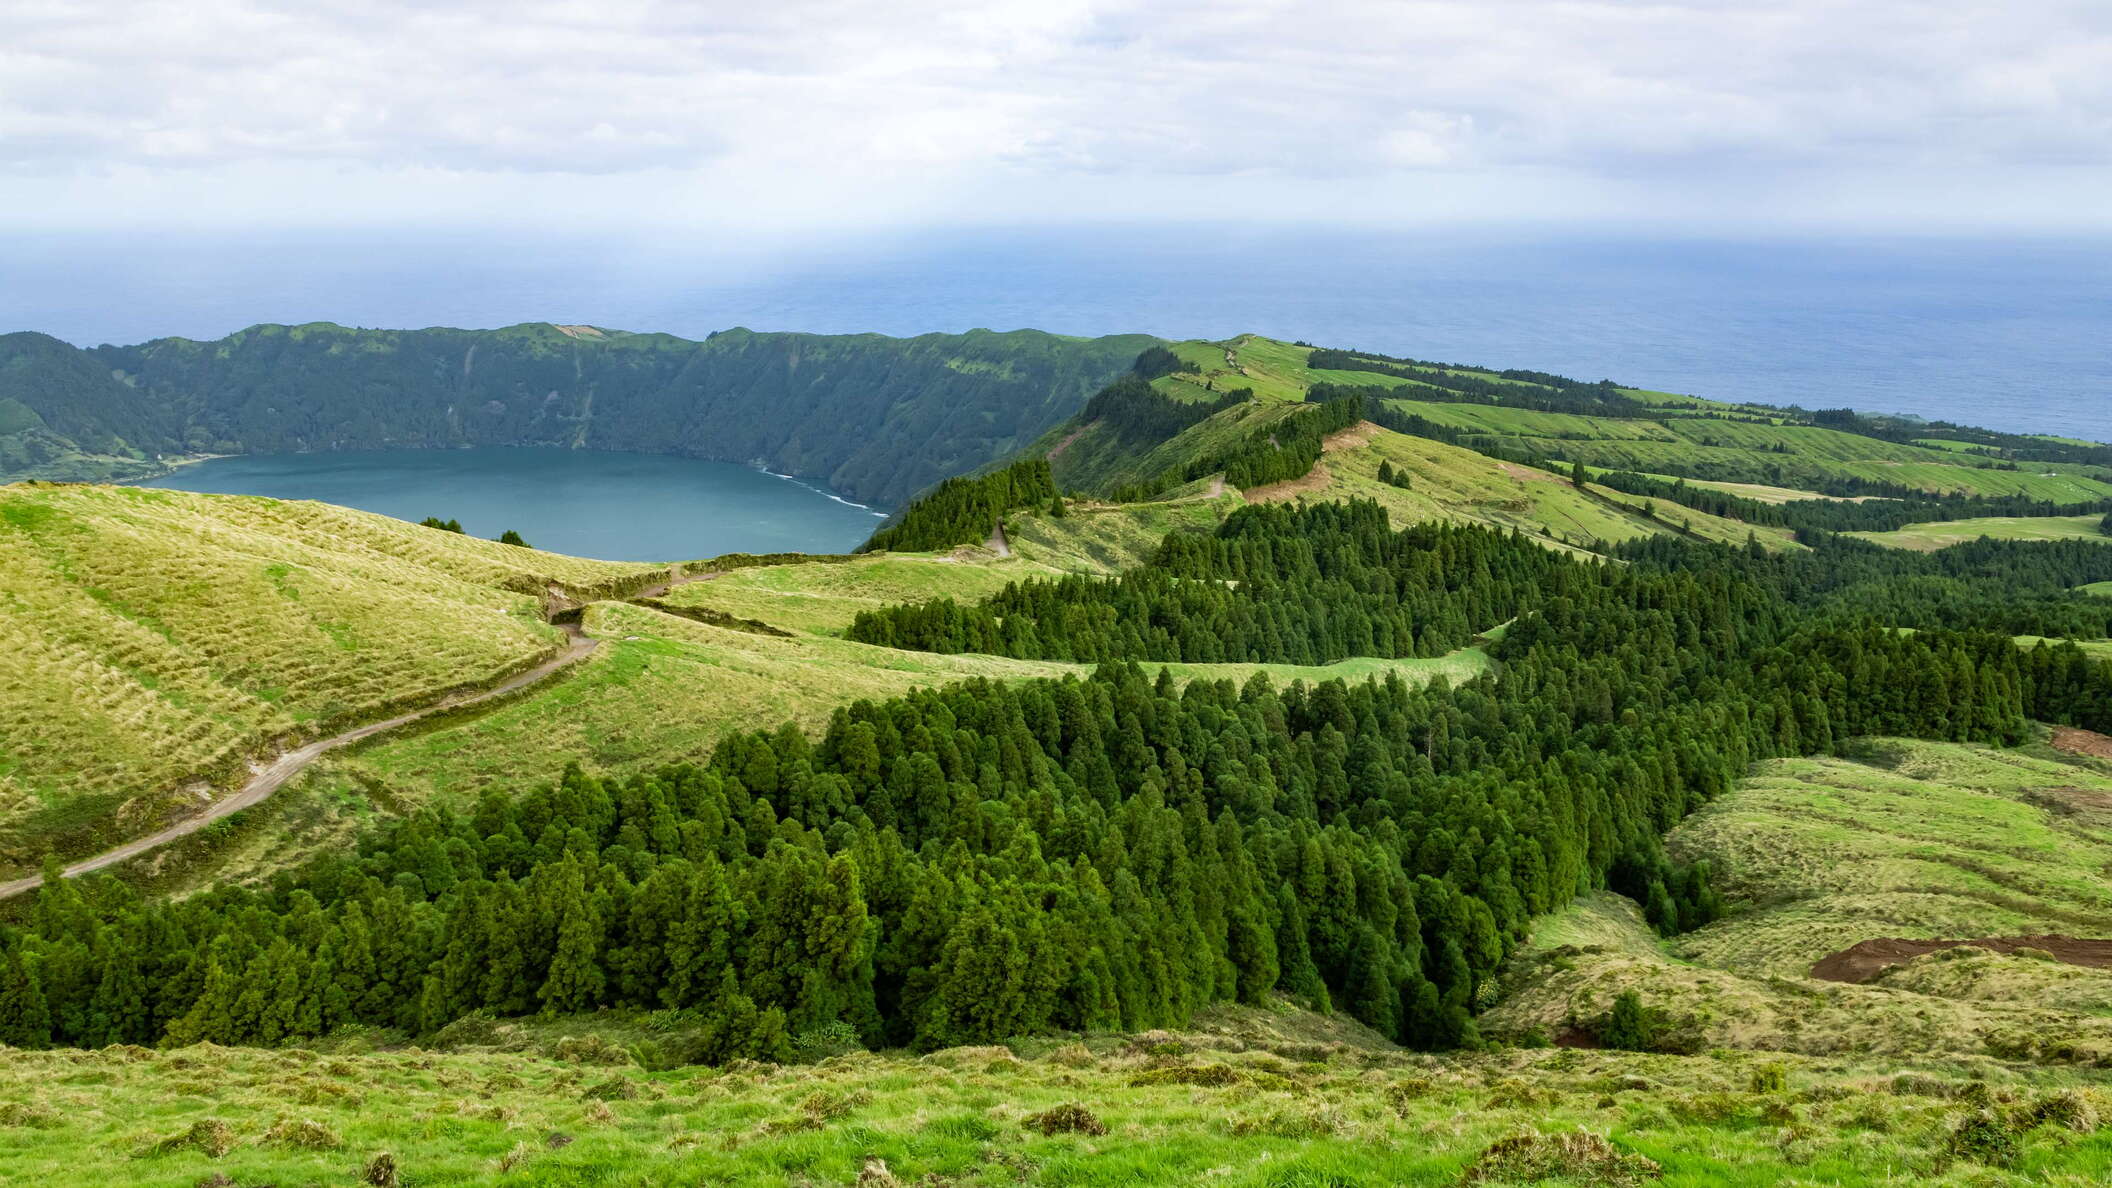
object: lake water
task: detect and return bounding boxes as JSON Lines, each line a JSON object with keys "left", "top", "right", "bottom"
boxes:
{"left": 143, "top": 448, "right": 888, "bottom": 563}
{"left": 7, "top": 226, "right": 2108, "bottom": 441}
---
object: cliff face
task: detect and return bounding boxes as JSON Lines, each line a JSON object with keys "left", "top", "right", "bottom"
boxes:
{"left": 0, "top": 322, "right": 1158, "bottom": 506}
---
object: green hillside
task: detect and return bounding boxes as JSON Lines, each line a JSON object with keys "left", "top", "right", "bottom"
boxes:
{"left": 1850, "top": 513, "right": 2112, "bottom": 551}
{"left": 0, "top": 483, "right": 653, "bottom": 871}
{"left": 1491, "top": 734, "right": 2112, "bottom": 1064}
{"left": 2, "top": 324, "right": 1157, "bottom": 506}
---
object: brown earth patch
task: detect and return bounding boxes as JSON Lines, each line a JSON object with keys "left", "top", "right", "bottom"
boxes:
{"left": 1321, "top": 421, "right": 1378, "bottom": 452}
{"left": 1045, "top": 423, "right": 1091, "bottom": 462}
{"left": 2023, "top": 785, "right": 2112, "bottom": 816}
{"left": 2052, "top": 726, "right": 2112, "bottom": 760}
{"left": 1498, "top": 461, "right": 1558, "bottom": 483}
{"left": 1811, "top": 935, "right": 2112, "bottom": 984}
{"left": 1244, "top": 461, "right": 1333, "bottom": 503}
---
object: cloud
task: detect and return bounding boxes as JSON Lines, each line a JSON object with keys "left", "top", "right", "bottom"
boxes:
{"left": 1, "top": 0, "right": 2108, "bottom": 227}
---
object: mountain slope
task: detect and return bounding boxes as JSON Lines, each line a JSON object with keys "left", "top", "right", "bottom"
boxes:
{"left": 0, "top": 323, "right": 1159, "bottom": 505}
{"left": 0, "top": 482, "right": 654, "bottom": 871}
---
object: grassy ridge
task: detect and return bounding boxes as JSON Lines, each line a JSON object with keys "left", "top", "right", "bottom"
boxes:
{"left": 0, "top": 484, "right": 652, "bottom": 868}
{"left": 1240, "top": 420, "right": 1802, "bottom": 553}
{"left": 1850, "top": 514, "right": 2112, "bottom": 551}
{"left": 1490, "top": 735, "right": 2112, "bottom": 1064}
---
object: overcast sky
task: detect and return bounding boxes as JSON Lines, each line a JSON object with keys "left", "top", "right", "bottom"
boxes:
{"left": 5, "top": 0, "right": 2110, "bottom": 234}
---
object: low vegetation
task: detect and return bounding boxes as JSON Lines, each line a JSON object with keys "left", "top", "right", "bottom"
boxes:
{"left": 8, "top": 1010, "right": 2112, "bottom": 1186}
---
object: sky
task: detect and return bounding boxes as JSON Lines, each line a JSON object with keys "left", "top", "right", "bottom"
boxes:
{"left": 4, "top": 0, "right": 2111, "bottom": 236}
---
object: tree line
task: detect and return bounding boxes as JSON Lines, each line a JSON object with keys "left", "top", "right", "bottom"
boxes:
{"left": 859, "top": 458, "right": 1057, "bottom": 554}
{"left": 847, "top": 502, "right": 1561, "bottom": 663}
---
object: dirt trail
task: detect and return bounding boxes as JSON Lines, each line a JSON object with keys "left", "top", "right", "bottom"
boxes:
{"left": 0, "top": 624, "right": 602, "bottom": 900}
{"left": 1811, "top": 935, "right": 2112, "bottom": 983}
{"left": 986, "top": 521, "right": 1013, "bottom": 558}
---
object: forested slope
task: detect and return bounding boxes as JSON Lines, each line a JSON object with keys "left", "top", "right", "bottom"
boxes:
{"left": 0, "top": 324, "right": 1156, "bottom": 505}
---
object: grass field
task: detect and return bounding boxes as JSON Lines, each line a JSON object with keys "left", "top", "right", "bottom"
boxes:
{"left": 658, "top": 555, "right": 1053, "bottom": 636}
{"left": 7, "top": 1002, "right": 2110, "bottom": 1187}
{"left": 2080, "top": 582, "right": 2112, "bottom": 598}
{"left": 1489, "top": 734, "right": 2112, "bottom": 1065}
{"left": 0, "top": 483, "right": 654, "bottom": 871}
{"left": 1004, "top": 494, "right": 1238, "bottom": 574}
{"left": 1373, "top": 397, "right": 2112, "bottom": 501}
{"left": 1849, "top": 515, "right": 2112, "bottom": 551}
{"left": 1241, "top": 421, "right": 1801, "bottom": 554}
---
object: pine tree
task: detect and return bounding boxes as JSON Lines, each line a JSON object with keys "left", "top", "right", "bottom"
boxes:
{"left": 0, "top": 945, "right": 52, "bottom": 1048}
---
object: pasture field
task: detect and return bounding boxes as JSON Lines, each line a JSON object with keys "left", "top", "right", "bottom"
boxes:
{"left": 1490, "top": 734, "right": 2112, "bottom": 1067}
{"left": 1242, "top": 421, "right": 1801, "bottom": 554}
{"left": 658, "top": 554, "right": 1050, "bottom": 636}
{"left": 1849, "top": 514, "right": 2112, "bottom": 551}
{"left": 0, "top": 483, "right": 651, "bottom": 870}
{"left": 6, "top": 1003, "right": 2110, "bottom": 1188}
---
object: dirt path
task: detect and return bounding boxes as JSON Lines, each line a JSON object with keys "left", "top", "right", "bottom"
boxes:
{"left": 0, "top": 625, "right": 602, "bottom": 900}
{"left": 987, "top": 521, "right": 1013, "bottom": 558}
{"left": 1811, "top": 935, "right": 2112, "bottom": 983}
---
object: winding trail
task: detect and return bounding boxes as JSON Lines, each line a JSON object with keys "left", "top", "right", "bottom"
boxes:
{"left": 0, "top": 624, "right": 602, "bottom": 900}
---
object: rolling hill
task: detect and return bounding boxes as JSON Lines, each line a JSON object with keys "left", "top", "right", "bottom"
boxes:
{"left": 0, "top": 482, "right": 654, "bottom": 873}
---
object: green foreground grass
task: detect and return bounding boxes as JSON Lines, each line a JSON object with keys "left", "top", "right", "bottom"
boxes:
{"left": 7, "top": 1006, "right": 2111, "bottom": 1187}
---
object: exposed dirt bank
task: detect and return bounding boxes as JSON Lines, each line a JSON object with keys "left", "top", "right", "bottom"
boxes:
{"left": 1811, "top": 935, "right": 2112, "bottom": 983}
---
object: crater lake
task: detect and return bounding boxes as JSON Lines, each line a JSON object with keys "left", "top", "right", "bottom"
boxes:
{"left": 141, "top": 448, "right": 889, "bottom": 562}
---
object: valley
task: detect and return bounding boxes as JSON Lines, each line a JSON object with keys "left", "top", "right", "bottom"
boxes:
{"left": 4, "top": 330, "right": 2112, "bottom": 1186}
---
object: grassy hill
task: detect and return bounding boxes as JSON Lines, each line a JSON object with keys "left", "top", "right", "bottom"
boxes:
{"left": 0, "top": 483, "right": 653, "bottom": 871}
{"left": 1850, "top": 514, "right": 2112, "bottom": 551}
{"left": 1488, "top": 734, "right": 2112, "bottom": 1065}
{"left": 1240, "top": 420, "right": 1803, "bottom": 553}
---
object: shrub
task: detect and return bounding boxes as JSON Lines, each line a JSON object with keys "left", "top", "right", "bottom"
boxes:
{"left": 1597, "top": 992, "right": 1655, "bottom": 1052}
{"left": 1025, "top": 1103, "right": 1107, "bottom": 1136}
{"left": 1461, "top": 1130, "right": 1663, "bottom": 1186}
{"left": 1948, "top": 1108, "right": 2023, "bottom": 1167}
{"left": 262, "top": 1117, "right": 344, "bottom": 1150}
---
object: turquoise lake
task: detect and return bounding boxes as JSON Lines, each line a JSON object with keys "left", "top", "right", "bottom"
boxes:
{"left": 142, "top": 448, "right": 889, "bottom": 562}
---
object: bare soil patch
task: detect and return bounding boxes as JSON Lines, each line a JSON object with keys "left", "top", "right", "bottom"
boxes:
{"left": 2052, "top": 726, "right": 2112, "bottom": 760}
{"left": 1045, "top": 424, "right": 1091, "bottom": 462}
{"left": 1498, "top": 461, "right": 1558, "bottom": 483}
{"left": 1321, "top": 421, "right": 1379, "bottom": 452}
{"left": 1244, "top": 461, "right": 1332, "bottom": 503}
{"left": 1811, "top": 935, "right": 2112, "bottom": 984}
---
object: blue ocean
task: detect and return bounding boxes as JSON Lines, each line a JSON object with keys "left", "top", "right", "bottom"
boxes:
{"left": 5, "top": 227, "right": 2106, "bottom": 440}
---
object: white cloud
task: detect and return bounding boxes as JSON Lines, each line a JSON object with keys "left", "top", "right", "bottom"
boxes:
{"left": 1, "top": 0, "right": 2108, "bottom": 228}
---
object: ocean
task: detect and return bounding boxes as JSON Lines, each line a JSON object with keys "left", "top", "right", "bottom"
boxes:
{"left": 5, "top": 226, "right": 2106, "bottom": 441}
